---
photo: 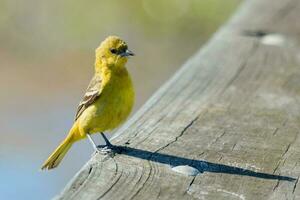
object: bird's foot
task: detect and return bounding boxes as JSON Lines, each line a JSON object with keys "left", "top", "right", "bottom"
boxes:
{"left": 95, "top": 144, "right": 121, "bottom": 155}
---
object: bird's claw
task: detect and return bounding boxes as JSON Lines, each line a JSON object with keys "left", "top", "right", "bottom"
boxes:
{"left": 94, "top": 145, "right": 121, "bottom": 156}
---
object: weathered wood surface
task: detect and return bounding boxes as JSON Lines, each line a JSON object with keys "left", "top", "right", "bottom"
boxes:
{"left": 56, "top": 0, "right": 300, "bottom": 199}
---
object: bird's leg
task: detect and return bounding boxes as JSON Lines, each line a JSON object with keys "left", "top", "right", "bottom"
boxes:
{"left": 87, "top": 133, "right": 116, "bottom": 155}
{"left": 98, "top": 132, "right": 121, "bottom": 154}
{"left": 100, "top": 132, "right": 113, "bottom": 147}
{"left": 87, "top": 132, "right": 120, "bottom": 155}
{"left": 87, "top": 134, "right": 100, "bottom": 153}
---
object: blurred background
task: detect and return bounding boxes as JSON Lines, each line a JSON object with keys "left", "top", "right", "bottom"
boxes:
{"left": 0, "top": 0, "right": 240, "bottom": 199}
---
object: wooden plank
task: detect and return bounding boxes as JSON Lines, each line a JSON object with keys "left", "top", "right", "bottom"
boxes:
{"left": 55, "top": 0, "right": 300, "bottom": 199}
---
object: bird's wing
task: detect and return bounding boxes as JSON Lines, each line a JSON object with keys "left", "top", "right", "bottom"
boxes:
{"left": 74, "top": 75, "right": 102, "bottom": 121}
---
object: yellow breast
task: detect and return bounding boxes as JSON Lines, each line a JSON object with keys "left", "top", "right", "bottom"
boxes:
{"left": 79, "top": 67, "right": 135, "bottom": 134}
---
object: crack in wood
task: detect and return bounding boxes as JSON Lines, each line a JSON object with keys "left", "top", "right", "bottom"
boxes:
{"left": 211, "top": 131, "right": 226, "bottom": 145}
{"left": 221, "top": 41, "right": 259, "bottom": 94}
{"left": 273, "top": 161, "right": 281, "bottom": 174}
{"left": 231, "top": 142, "right": 237, "bottom": 151}
{"left": 273, "top": 119, "right": 288, "bottom": 136}
{"left": 273, "top": 179, "right": 281, "bottom": 191}
{"left": 272, "top": 127, "right": 280, "bottom": 136}
{"left": 154, "top": 116, "right": 199, "bottom": 153}
{"left": 283, "top": 143, "right": 292, "bottom": 158}
{"left": 88, "top": 166, "right": 93, "bottom": 174}
{"left": 293, "top": 177, "right": 299, "bottom": 193}
{"left": 273, "top": 132, "right": 296, "bottom": 174}
{"left": 186, "top": 176, "right": 196, "bottom": 194}
{"left": 125, "top": 115, "right": 166, "bottom": 146}
{"left": 218, "top": 155, "right": 223, "bottom": 162}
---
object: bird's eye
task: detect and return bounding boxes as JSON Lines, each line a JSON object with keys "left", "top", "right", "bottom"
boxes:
{"left": 110, "top": 48, "right": 117, "bottom": 54}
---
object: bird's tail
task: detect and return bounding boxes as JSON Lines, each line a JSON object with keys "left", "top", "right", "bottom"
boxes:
{"left": 41, "top": 124, "right": 78, "bottom": 170}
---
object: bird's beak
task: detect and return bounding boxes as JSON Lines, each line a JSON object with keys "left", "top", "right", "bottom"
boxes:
{"left": 120, "top": 49, "right": 135, "bottom": 57}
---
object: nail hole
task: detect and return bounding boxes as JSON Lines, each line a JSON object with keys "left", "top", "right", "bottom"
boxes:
{"left": 242, "top": 30, "right": 269, "bottom": 38}
{"left": 88, "top": 166, "right": 93, "bottom": 174}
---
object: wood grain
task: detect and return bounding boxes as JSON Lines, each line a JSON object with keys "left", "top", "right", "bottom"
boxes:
{"left": 56, "top": 0, "right": 300, "bottom": 199}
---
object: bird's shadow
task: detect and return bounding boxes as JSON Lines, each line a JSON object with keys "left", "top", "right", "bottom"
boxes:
{"left": 109, "top": 145, "right": 296, "bottom": 181}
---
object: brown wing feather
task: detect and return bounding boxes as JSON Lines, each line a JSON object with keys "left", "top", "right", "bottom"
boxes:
{"left": 74, "top": 75, "right": 102, "bottom": 121}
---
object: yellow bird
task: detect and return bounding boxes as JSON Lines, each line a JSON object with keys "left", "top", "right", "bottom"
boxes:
{"left": 41, "top": 36, "right": 135, "bottom": 170}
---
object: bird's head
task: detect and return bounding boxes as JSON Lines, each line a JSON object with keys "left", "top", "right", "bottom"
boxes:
{"left": 95, "top": 36, "right": 134, "bottom": 70}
